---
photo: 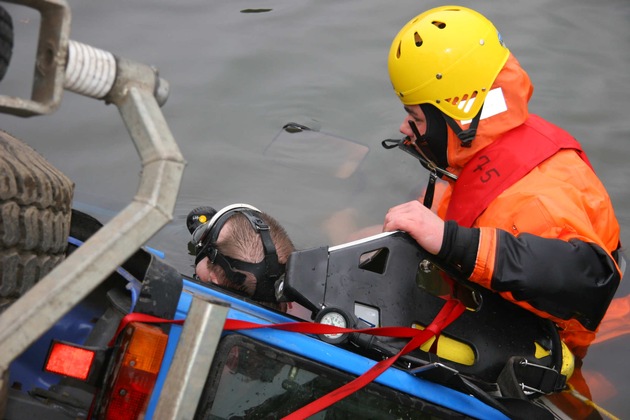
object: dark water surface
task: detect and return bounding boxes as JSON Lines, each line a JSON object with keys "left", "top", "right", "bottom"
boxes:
{"left": 2, "top": 0, "right": 630, "bottom": 416}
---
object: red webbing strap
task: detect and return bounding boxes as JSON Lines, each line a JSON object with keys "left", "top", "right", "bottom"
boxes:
{"left": 278, "top": 299, "right": 465, "bottom": 419}
{"left": 110, "top": 299, "right": 465, "bottom": 418}
{"left": 446, "top": 114, "right": 590, "bottom": 227}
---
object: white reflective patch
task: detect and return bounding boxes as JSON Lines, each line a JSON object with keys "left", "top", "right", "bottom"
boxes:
{"left": 460, "top": 87, "right": 507, "bottom": 124}
{"left": 463, "top": 96, "right": 475, "bottom": 114}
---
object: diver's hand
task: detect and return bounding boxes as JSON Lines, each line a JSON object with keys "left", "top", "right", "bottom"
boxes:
{"left": 383, "top": 200, "right": 444, "bottom": 255}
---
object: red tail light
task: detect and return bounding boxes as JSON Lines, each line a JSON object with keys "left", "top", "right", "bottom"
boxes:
{"left": 98, "top": 322, "right": 168, "bottom": 420}
{"left": 44, "top": 341, "right": 96, "bottom": 381}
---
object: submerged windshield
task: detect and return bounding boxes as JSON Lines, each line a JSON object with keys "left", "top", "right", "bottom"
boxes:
{"left": 194, "top": 334, "right": 472, "bottom": 419}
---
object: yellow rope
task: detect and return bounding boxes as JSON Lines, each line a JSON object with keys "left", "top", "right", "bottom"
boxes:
{"left": 567, "top": 384, "right": 620, "bottom": 420}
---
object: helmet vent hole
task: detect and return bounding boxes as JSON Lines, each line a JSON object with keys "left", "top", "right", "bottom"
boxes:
{"left": 462, "top": 92, "right": 478, "bottom": 113}
{"left": 414, "top": 32, "right": 423, "bottom": 47}
{"left": 431, "top": 20, "right": 446, "bottom": 29}
{"left": 396, "top": 42, "right": 401, "bottom": 58}
{"left": 445, "top": 92, "right": 479, "bottom": 113}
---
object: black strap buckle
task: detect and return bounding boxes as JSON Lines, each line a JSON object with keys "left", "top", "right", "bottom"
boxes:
{"left": 498, "top": 356, "right": 566, "bottom": 398}
{"left": 517, "top": 359, "right": 566, "bottom": 394}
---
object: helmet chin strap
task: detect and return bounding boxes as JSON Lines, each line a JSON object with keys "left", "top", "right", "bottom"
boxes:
{"left": 442, "top": 104, "right": 484, "bottom": 148}
{"left": 407, "top": 104, "right": 483, "bottom": 208}
{"left": 383, "top": 99, "right": 477, "bottom": 209}
{"left": 407, "top": 120, "right": 452, "bottom": 210}
{"left": 407, "top": 120, "right": 457, "bottom": 182}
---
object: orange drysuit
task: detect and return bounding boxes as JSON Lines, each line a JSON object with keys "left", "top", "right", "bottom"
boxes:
{"left": 434, "top": 54, "right": 621, "bottom": 358}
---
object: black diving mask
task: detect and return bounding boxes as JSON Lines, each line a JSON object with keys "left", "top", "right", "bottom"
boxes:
{"left": 192, "top": 203, "right": 284, "bottom": 302}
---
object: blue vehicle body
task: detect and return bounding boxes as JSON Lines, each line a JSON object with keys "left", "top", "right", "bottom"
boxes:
{"left": 6, "top": 267, "right": 509, "bottom": 419}
{"left": 144, "top": 278, "right": 508, "bottom": 419}
{"left": 5, "top": 225, "right": 570, "bottom": 420}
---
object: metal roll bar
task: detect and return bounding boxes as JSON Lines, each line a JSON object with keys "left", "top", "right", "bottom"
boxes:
{"left": 0, "top": 0, "right": 187, "bottom": 390}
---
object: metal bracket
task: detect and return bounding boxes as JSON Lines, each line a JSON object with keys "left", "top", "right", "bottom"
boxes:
{"left": 0, "top": 0, "right": 70, "bottom": 116}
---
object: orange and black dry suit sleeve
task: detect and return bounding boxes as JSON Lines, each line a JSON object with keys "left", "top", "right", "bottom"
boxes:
{"left": 436, "top": 220, "right": 620, "bottom": 334}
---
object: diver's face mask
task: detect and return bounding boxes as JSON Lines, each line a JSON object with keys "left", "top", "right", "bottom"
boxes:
{"left": 192, "top": 203, "right": 284, "bottom": 302}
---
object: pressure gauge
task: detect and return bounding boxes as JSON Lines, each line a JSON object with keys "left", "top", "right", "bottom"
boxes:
{"left": 315, "top": 307, "right": 353, "bottom": 344}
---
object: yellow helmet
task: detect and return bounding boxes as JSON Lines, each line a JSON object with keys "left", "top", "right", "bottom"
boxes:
{"left": 388, "top": 6, "right": 510, "bottom": 120}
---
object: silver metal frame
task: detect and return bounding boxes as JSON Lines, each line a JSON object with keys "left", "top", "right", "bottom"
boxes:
{"left": 0, "top": 0, "right": 70, "bottom": 116}
{"left": 153, "top": 295, "right": 229, "bottom": 419}
{"left": 0, "top": 0, "right": 188, "bottom": 400}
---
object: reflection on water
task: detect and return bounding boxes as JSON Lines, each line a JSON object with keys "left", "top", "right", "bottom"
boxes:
{"left": 1, "top": 0, "right": 629, "bottom": 416}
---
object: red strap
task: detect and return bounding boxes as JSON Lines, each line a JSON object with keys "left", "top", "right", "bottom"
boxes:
{"left": 281, "top": 299, "right": 465, "bottom": 419}
{"left": 110, "top": 313, "right": 452, "bottom": 345}
{"left": 110, "top": 299, "right": 465, "bottom": 418}
{"left": 446, "top": 114, "right": 589, "bottom": 227}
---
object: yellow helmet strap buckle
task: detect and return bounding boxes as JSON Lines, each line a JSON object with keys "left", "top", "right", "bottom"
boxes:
{"left": 444, "top": 105, "right": 483, "bottom": 148}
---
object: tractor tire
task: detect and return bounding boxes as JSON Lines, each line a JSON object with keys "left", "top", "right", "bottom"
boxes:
{"left": 0, "top": 130, "right": 74, "bottom": 312}
{"left": 0, "top": 3, "right": 13, "bottom": 82}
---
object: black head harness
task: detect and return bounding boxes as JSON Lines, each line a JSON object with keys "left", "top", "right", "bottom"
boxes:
{"left": 192, "top": 204, "right": 284, "bottom": 302}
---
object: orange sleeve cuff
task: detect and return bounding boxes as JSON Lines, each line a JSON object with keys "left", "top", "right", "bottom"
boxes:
{"left": 469, "top": 227, "right": 497, "bottom": 290}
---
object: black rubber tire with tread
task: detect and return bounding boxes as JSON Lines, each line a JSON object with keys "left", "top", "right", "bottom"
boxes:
{"left": 0, "top": 4, "right": 13, "bottom": 82}
{"left": 0, "top": 130, "right": 74, "bottom": 310}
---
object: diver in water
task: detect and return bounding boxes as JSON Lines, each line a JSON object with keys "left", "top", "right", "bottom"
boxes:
{"left": 187, "top": 204, "right": 295, "bottom": 313}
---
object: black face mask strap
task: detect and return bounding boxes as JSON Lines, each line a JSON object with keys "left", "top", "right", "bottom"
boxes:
{"left": 423, "top": 170, "right": 438, "bottom": 209}
{"left": 193, "top": 209, "right": 238, "bottom": 266}
{"left": 408, "top": 120, "right": 439, "bottom": 172}
{"left": 194, "top": 207, "right": 284, "bottom": 303}
{"left": 443, "top": 104, "right": 483, "bottom": 148}
{"left": 212, "top": 252, "right": 248, "bottom": 286}
{"left": 194, "top": 238, "right": 214, "bottom": 266}
{"left": 220, "top": 255, "right": 285, "bottom": 302}
{"left": 408, "top": 120, "right": 438, "bottom": 210}
{"left": 238, "top": 211, "right": 284, "bottom": 302}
